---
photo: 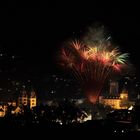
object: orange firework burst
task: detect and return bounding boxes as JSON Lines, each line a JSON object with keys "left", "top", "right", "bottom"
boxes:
{"left": 60, "top": 33, "right": 129, "bottom": 104}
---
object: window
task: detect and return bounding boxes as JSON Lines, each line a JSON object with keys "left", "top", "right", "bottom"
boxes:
{"left": 23, "top": 102, "right": 27, "bottom": 104}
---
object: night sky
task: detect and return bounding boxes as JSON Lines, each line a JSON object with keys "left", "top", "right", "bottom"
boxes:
{"left": 0, "top": 1, "right": 140, "bottom": 99}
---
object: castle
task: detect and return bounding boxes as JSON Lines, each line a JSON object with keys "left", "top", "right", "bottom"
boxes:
{"left": 99, "top": 90, "right": 131, "bottom": 109}
{"left": 99, "top": 80, "right": 134, "bottom": 109}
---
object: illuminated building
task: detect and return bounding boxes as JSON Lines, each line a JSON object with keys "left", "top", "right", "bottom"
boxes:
{"left": 18, "top": 89, "right": 37, "bottom": 108}
{"left": 0, "top": 105, "right": 7, "bottom": 117}
{"left": 11, "top": 106, "right": 21, "bottom": 114}
{"left": 0, "top": 108, "right": 5, "bottom": 117}
{"left": 29, "top": 90, "right": 37, "bottom": 109}
{"left": 18, "top": 89, "right": 28, "bottom": 106}
{"left": 7, "top": 101, "right": 17, "bottom": 106}
{"left": 78, "top": 111, "right": 92, "bottom": 123}
{"left": 99, "top": 96, "right": 121, "bottom": 109}
{"left": 99, "top": 90, "right": 134, "bottom": 109}
{"left": 120, "top": 90, "right": 128, "bottom": 100}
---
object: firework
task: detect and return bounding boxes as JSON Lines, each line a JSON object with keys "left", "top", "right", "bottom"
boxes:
{"left": 60, "top": 27, "right": 128, "bottom": 104}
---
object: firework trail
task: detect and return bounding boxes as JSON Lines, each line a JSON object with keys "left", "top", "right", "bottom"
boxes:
{"left": 60, "top": 26, "right": 129, "bottom": 103}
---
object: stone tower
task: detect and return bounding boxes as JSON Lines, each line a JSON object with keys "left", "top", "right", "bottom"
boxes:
{"left": 109, "top": 80, "right": 119, "bottom": 95}
{"left": 18, "top": 89, "right": 28, "bottom": 107}
{"left": 29, "top": 90, "right": 37, "bottom": 109}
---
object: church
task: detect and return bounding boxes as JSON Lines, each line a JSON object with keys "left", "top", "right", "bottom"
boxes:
{"left": 18, "top": 89, "right": 37, "bottom": 109}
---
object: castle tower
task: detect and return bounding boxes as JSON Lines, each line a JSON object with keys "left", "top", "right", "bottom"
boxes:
{"left": 18, "top": 89, "right": 28, "bottom": 107}
{"left": 29, "top": 90, "right": 37, "bottom": 109}
{"left": 109, "top": 80, "right": 119, "bottom": 95}
{"left": 120, "top": 89, "right": 128, "bottom": 100}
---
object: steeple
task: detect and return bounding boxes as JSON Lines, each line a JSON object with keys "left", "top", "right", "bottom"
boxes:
{"left": 29, "top": 89, "right": 37, "bottom": 109}
{"left": 18, "top": 88, "right": 28, "bottom": 106}
{"left": 30, "top": 89, "right": 36, "bottom": 98}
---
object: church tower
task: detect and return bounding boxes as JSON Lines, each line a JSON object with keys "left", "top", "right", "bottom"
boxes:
{"left": 29, "top": 90, "right": 37, "bottom": 109}
{"left": 18, "top": 89, "right": 28, "bottom": 107}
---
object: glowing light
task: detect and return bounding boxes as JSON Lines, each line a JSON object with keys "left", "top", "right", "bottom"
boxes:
{"left": 128, "top": 106, "right": 133, "bottom": 110}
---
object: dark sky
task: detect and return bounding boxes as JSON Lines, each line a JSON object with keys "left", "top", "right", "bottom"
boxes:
{"left": 0, "top": 1, "right": 140, "bottom": 78}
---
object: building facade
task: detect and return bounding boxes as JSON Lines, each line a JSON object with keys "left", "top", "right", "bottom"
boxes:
{"left": 29, "top": 90, "right": 37, "bottom": 109}
{"left": 18, "top": 89, "right": 37, "bottom": 109}
{"left": 99, "top": 90, "right": 133, "bottom": 109}
{"left": 18, "top": 89, "right": 28, "bottom": 106}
